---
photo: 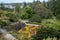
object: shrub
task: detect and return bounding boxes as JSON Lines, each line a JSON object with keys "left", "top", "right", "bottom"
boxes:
{"left": 6, "top": 12, "right": 19, "bottom": 22}
{"left": 21, "top": 6, "right": 35, "bottom": 19}
{"left": 41, "top": 19, "right": 60, "bottom": 30}
{"left": 32, "top": 27, "right": 57, "bottom": 40}
{"left": 0, "top": 18, "right": 10, "bottom": 26}
{"left": 29, "top": 15, "right": 42, "bottom": 23}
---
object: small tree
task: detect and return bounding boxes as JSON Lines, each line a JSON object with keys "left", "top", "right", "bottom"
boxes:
{"left": 21, "top": 6, "right": 35, "bottom": 19}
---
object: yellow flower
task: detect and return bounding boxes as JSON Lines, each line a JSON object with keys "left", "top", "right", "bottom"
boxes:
{"left": 23, "top": 28, "right": 28, "bottom": 33}
{"left": 26, "top": 24, "right": 30, "bottom": 31}
{"left": 25, "top": 31, "right": 31, "bottom": 38}
{"left": 32, "top": 26, "right": 37, "bottom": 35}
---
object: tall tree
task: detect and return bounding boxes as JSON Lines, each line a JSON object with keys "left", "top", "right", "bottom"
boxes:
{"left": 23, "top": 2, "right": 27, "bottom": 8}
{"left": 55, "top": 0, "right": 60, "bottom": 19}
{"left": 15, "top": 3, "right": 22, "bottom": 18}
{"left": 0, "top": 3, "right": 5, "bottom": 10}
{"left": 43, "top": 0, "right": 46, "bottom": 7}
{"left": 31, "top": 0, "right": 52, "bottom": 19}
{"left": 15, "top": 4, "right": 21, "bottom": 13}
{"left": 47, "top": 0, "right": 60, "bottom": 19}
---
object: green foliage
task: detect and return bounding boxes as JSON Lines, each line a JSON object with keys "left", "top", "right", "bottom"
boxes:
{"left": 6, "top": 12, "right": 19, "bottom": 22}
{"left": 0, "top": 10, "right": 19, "bottom": 26}
{"left": 46, "top": 27, "right": 57, "bottom": 38}
{"left": 55, "top": 30, "right": 60, "bottom": 40}
{"left": 23, "top": 2, "right": 27, "bottom": 8}
{"left": 21, "top": 6, "right": 35, "bottom": 19}
{"left": 0, "top": 18, "right": 10, "bottom": 26}
{"left": 21, "top": 13, "right": 29, "bottom": 19}
{"left": 15, "top": 4, "right": 21, "bottom": 13}
{"left": 46, "top": 0, "right": 60, "bottom": 19}
{"left": 41, "top": 19, "right": 60, "bottom": 30}
{"left": 0, "top": 3, "right": 5, "bottom": 10}
{"left": 43, "top": 0, "right": 46, "bottom": 7}
{"left": 32, "top": 27, "right": 58, "bottom": 40}
{"left": 31, "top": 1, "right": 53, "bottom": 19}
{"left": 29, "top": 15, "right": 42, "bottom": 23}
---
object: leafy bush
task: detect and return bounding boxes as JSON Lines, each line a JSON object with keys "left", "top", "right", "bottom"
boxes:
{"left": 21, "top": 13, "right": 29, "bottom": 19}
{"left": 21, "top": 6, "right": 35, "bottom": 19}
{"left": 0, "top": 10, "right": 19, "bottom": 26}
{"left": 6, "top": 12, "right": 19, "bottom": 22}
{"left": 29, "top": 15, "right": 42, "bottom": 23}
{"left": 31, "top": 27, "right": 58, "bottom": 40}
{"left": 41, "top": 19, "right": 60, "bottom": 30}
{"left": 0, "top": 18, "right": 10, "bottom": 26}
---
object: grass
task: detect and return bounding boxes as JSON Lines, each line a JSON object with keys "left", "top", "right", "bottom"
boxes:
{"left": 41, "top": 19, "right": 60, "bottom": 30}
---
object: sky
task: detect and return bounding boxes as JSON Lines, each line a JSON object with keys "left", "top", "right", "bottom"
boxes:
{"left": 0, "top": 0, "right": 48, "bottom": 3}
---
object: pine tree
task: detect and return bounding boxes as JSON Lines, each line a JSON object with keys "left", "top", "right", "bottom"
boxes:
{"left": 15, "top": 3, "right": 21, "bottom": 13}
{"left": 0, "top": 3, "right": 5, "bottom": 10}
{"left": 23, "top": 2, "right": 27, "bottom": 8}
{"left": 47, "top": 0, "right": 60, "bottom": 19}
{"left": 31, "top": 0, "right": 52, "bottom": 18}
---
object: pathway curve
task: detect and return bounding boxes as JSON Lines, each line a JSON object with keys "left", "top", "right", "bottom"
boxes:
{"left": 0, "top": 28, "right": 17, "bottom": 40}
